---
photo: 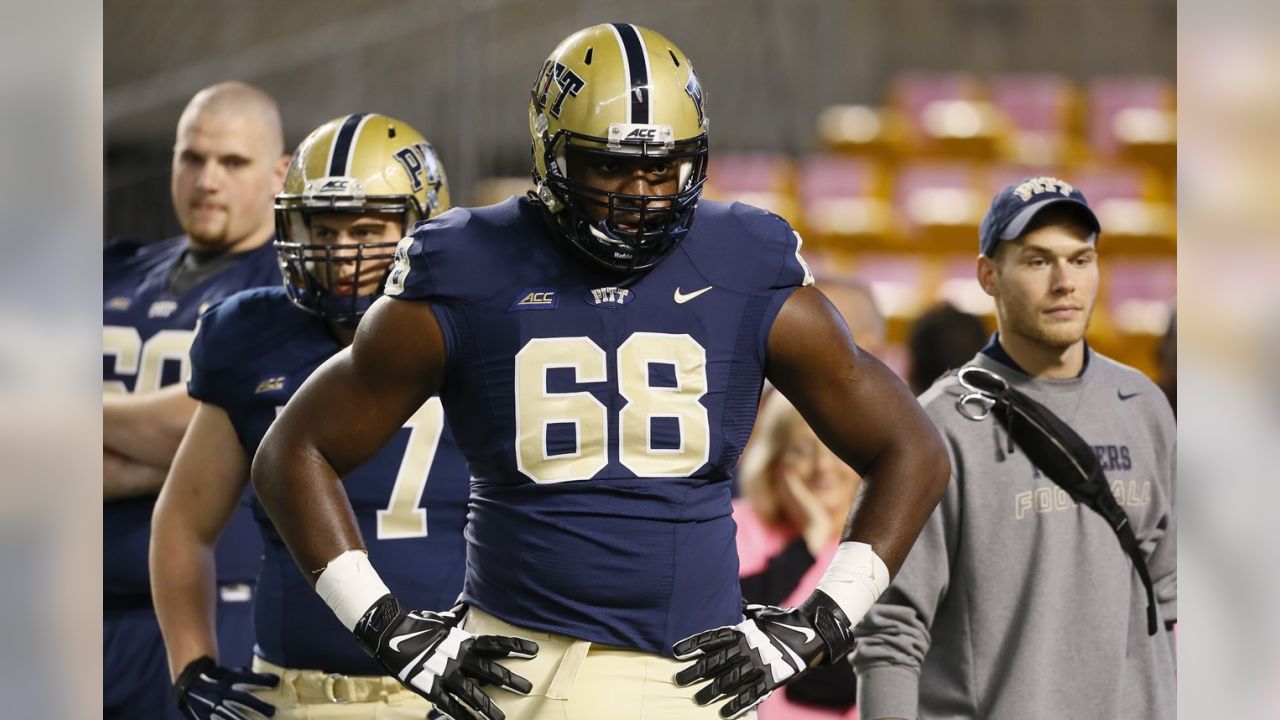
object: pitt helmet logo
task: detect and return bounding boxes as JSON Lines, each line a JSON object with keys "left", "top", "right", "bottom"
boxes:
{"left": 585, "top": 286, "right": 635, "bottom": 309}
{"left": 510, "top": 288, "right": 559, "bottom": 312}
{"left": 393, "top": 142, "right": 444, "bottom": 196}
{"left": 533, "top": 60, "right": 586, "bottom": 118}
{"left": 1013, "top": 176, "right": 1075, "bottom": 201}
{"left": 685, "top": 69, "right": 706, "bottom": 126}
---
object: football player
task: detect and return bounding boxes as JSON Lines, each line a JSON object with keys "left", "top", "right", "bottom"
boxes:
{"left": 252, "top": 24, "right": 951, "bottom": 720}
{"left": 104, "top": 81, "right": 289, "bottom": 720}
{"left": 151, "top": 113, "right": 468, "bottom": 720}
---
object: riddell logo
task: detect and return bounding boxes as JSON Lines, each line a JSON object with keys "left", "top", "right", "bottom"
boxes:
{"left": 626, "top": 127, "right": 657, "bottom": 141}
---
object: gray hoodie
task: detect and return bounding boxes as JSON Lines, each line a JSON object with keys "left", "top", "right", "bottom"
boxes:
{"left": 852, "top": 348, "right": 1176, "bottom": 720}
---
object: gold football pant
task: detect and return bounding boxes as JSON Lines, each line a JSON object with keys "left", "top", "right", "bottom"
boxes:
{"left": 462, "top": 606, "right": 753, "bottom": 720}
{"left": 249, "top": 656, "right": 432, "bottom": 719}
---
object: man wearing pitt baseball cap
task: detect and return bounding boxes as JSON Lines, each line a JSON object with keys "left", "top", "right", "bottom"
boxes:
{"left": 979, "top": 176, "right": 1102, "bottom": 256}
{"left": 852, "top": 172, "right": 1177, "bottom": 720}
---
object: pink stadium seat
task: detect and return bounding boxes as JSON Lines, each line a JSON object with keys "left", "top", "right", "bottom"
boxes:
{"left": 989, "top": 73, "right": 1081, "bottom": 164}
{"left": 890, "top": 71, "right": 999, "bottom": 158}
{"left": 1104, "top": 258, "right": 1176, "bottom": 335}
{"left": 893, "top": 161, "right": 986, "bottom": 249}
{"left": 703, "top": 152, "right": 798, "bottom": 224}
{"left": 1087, "top": 76, "right": 1175, "bottom": 159}
{"left": 1070, "top": 165, "right": 1175, "bottom": 249}
{"left": 796, "top": 154, "right": 890, "bottom": 247}
{"left": 707, "top": 152, "right": 793, "bottom": 195}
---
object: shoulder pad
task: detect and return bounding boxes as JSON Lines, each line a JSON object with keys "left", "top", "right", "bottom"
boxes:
{"left": 679, "top": 200, "right": 814, "bottom": 295}
{"left": 189, "top": 287, "right": 300, "bottom": 377}
{"left": 386, "top": 198, "right": 533, "bottom": 304}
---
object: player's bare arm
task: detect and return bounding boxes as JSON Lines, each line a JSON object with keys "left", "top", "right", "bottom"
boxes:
{"left": 152, "top": 401, "right": 281, "bottom": 718}
{"left": 674, "top": 285, "right": 948, "bottom": 719}
{"left": 766, "top": 285, "right": 949, "bottom": 572}
{"left": 103, "top": 383, "right": 198, "bottom": 468}
{"left": 251, "top": 295, "right": 444, "bottom": 577}
{"left": 151, "top": 402, "right": 252, "bottom": 678}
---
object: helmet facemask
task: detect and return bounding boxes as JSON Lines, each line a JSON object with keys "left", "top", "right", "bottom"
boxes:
{"left": 275, "top": 192, "right": 420, "bottom": 327}
{"left": 539, "top": 125, "right": 708, "bottom": 273}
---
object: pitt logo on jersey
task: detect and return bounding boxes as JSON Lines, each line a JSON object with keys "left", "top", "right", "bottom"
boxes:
{"left": 585, "top": 286, "right": 635, "bottom": 308}
{"left": 1012, "top": 176, "right": 1076, "bottom": 201}
{"left": 510, "top": 288, "right": 559, "bottom": 311}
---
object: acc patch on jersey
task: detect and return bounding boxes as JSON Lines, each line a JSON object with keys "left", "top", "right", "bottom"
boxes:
{"left": 510, "top": 288, "right": 559, "bottom": 311}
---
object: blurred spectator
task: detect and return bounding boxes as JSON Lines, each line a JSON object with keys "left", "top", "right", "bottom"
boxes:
{"left": 734, "top": 391, "right": 863, "bottom": 719}
{"left": 907, "top": 302, "right": 988, "bottom": 394}
{"left": 819, "top": 277, "right": 886, "bottom": 357}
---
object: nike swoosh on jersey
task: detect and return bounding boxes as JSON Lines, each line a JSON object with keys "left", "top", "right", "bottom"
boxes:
{"left": 674, "top": 286, "right": 713, "bottom": 304}
{"left": 1117, "top": 390, "right": 1142, "bottom": 401}
{"left": 774, "top": 622, "right": 816, "bottom": 644}
{"left": 389, "top": 629, "right": 433, "bottom": 652}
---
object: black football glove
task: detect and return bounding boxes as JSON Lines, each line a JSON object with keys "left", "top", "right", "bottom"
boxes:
{"left": 672, "top": 590, "right": 854, "bottom": 719}
{"left": 354, "top": 595, "right": 538, "bottom": 720}
{"left": 172, "top": 656, "right": 278, "bottom": 719}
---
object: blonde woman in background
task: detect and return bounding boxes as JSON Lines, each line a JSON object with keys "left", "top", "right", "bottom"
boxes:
{"left": 735, "top": 390, "right": 864, "bottom": 719}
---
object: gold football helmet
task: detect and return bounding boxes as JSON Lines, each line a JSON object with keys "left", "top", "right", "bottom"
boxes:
{"left": 529, "top": 24, "right": 709, "bottom": 272}
{"left": 275, "top": 113, "right": 450, "bottom": 324}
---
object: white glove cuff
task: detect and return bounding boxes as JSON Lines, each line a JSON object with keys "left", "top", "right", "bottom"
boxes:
{"left": 315, "top": 550, "right": 392, "bottom": 631}
{"left": 815, "top": 541, "right": 891, "bottom": 626}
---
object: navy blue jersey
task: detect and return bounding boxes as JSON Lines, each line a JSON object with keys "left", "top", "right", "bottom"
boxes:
{"left": 188, "top": 287, "right": 471, "bottom": 675}
{"left": 103, "top": 237, "right": 281, "bottom": 600}
{"left": 384, "top": 196, "right": 813, "bottom": 654}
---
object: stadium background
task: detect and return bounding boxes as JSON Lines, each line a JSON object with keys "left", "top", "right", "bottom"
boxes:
{"left": 105, "top": 0, "right": 1176, "bottom": 379}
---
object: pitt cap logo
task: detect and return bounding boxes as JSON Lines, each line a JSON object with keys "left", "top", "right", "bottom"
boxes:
{"left": 1012, "top": 176, "right": 1076, "bottom": 201}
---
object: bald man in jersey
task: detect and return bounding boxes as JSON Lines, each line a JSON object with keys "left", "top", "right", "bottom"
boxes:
{"left": 104, "top": 81, "right": 290, "bottom": 720}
